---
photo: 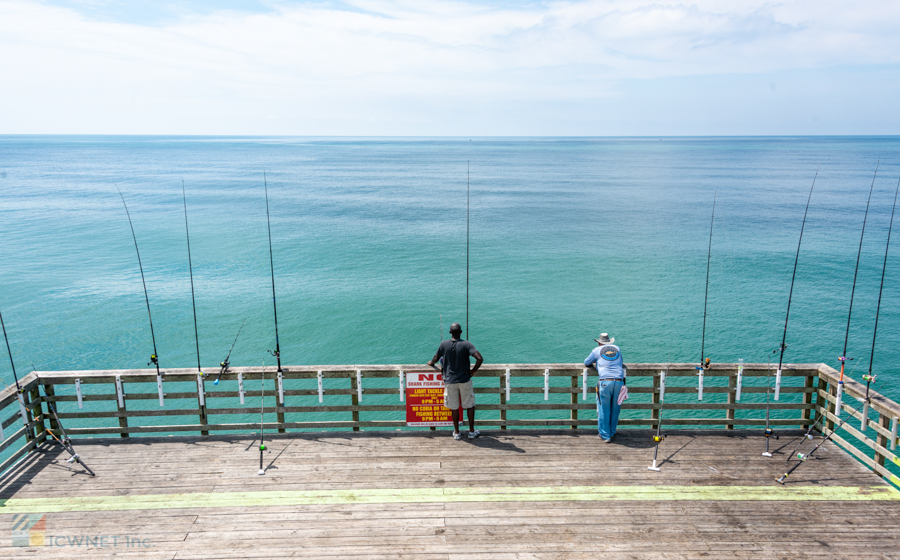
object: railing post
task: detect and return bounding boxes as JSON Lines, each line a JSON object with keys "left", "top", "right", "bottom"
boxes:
{"left": 499, "top": 374, "right": 507, "bottom": 430}
{"left": 116, "top": 376, "right": 129, "bottom": 438}
{"left": 802, "top": 373, "right": 815, "bottom": 429}
{"left": 726, "top": 371, "right": 735, "bottom": 430}
{"left": 651, "top": 373, "right": 660, "bottom": 430}
{"left": 351, "top": 371, "right": 360, "bottom": 432}
{"left": 30, "top": 386, "right": 45, "bottom": 442}
{"left": 198, "top": 374, "right": 209, "bottom": 437}
{"left": 876, "top": 413, "right": 889, "bottom": 471}
{"left": 43, "top": 383, "right": 60, "bottom": 434}
{"left": 276, "top": 370, "right": 286, "bottom": 434}
{"left": 570, "top": 371, "right": 578, "bottom": 430}
{"left": 820, "top": 375, "right": 834, "bottom": 433}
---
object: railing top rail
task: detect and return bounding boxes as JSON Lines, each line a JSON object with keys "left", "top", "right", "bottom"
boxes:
{"left": 31, "top": 362, "right": 824, "bottom": 382}
{"left": 0, "top": 372, "right": 40, "bottom": 408}
{"left": 816, "top": 363, "right": 900, "bottom": 418}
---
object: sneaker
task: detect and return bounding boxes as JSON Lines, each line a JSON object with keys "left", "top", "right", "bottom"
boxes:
{"left": 453, "top": 432, "right": 462, "bottom": 440}
{"left": 467, "top": 429, "right": 481, "bottom": 439}
{"left": 598, "top": 435, "right": 611, "bottom": 443}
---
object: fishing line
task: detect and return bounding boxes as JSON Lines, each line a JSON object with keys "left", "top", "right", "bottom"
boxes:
{"left": 116, "top": 186, "right": 161, "bottom": 377}
{"left": 696, "top": 193, "right": 716, "bottom": 390}
{"left": 182, "top": 181, "right": 202, "bottom": 374}
{"left": 466, "top": 161, "right": 470, "bottom": 340}
{"left": 836, "top": 162, "right": 878, "bottom": 414}
{"left": 182, "top": 181, "right": 206, "bottom": 421}
{"left": 765, "top": 171, "right": 816, "bottom": 456}
{"left": 0, "top": 308, "right": 21, "bottom": 392}
{"left": 263, "top": 172, "right": 283, "bottom": 375}
{"left": 214, "top": 319, "right": 246, "bottom": 385}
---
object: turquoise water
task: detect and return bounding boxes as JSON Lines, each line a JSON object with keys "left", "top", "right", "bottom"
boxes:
{"left": 1, "top": 136, "right": 900, "bottom": 405}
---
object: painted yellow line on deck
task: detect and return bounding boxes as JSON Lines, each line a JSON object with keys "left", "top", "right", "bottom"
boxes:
{"left": 1, "top": 485, "right": 898, "bottom": 513}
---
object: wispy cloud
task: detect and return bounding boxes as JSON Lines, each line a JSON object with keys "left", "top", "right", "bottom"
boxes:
{"left": 1, "top": 0, "right": 898, "bottom": 134}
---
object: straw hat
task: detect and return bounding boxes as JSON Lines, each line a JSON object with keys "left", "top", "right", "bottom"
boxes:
{"left": 594, "top": 333, "right": 615, "bottom": 345}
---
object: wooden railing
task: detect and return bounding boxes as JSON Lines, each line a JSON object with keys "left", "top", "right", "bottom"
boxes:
{"left": 1, "top": 363, "right": 898, "bottom": 486}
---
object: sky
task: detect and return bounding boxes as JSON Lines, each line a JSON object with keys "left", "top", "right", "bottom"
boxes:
{"left": 0, "top": 0, "right": 898, "bottom": 135}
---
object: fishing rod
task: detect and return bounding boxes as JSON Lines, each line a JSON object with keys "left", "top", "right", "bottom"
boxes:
{"left": 214, "top": 319, "right": 246, "bottom": 385}
{"left": 862, "top": 175, "right": 899, "bottom": 404}
{"left": 258, "top": 361, "right": 267, "bottom": 476}
{"left": 116, "top": 187, "right": 162, "bottom": 380}
{"left": 1, "top": 308, "right": 31, "bottom": 429}
{"left": 466, "top": 161, "right": 470, "bottom": 340}
{"left": 182, "top": 181, "right": 205, "bottom": 420}
{"left": 780, "top": 174, "right": 897, "bottom": 484}
{"left": 263, "top": 173, "right": 283, "bottom": 375}
{"left": 835, "top": 163, "right": 878, "bottom": 416}
{"left": 0, "top": 308, "right": 21, "bottom": 392}
{"left": 36, "top": 370, "right": 96, "bottom": 477}
{"left": 695, "top": 193, "right": 716, "bottom": 394}
{"left": 647, "top": 365, "right": 669, "bottom": 471}
{"left": 777, "top": 390, "right": 872, "bottom": 485}
{"left": 765, "top": 171, "right": 816, "bottom": 456}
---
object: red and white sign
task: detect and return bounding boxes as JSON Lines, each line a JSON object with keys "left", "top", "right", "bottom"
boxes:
{"left": 406, "top": 371, "right": 457, "bottom": 427}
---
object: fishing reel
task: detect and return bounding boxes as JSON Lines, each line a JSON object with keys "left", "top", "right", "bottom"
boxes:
{"left": 220, "top": 359, "right": 230, "bottom": 370}
{"left": 268, "top": 349, "right": 280, "bottom": 359}
{"left": 259, "top": 444, "right": 267, "bottom": 451}
{"left": 797, "top": 452, "right": 809, "bottom": 462}
{"left": 862, "top": 374, "right": 877, "bottom": 383}
{"left": 695, "top": 358, "right": 711, "bottom": 371}
{"left": 838, "top": 355, "right": 853, "bottom": 364}
{"left": 148, "top": 354, "right": 158, "bottom": 367}
{"left": 764, "top": 427, "right": 778, "bottom": 440}
{"left": 653, "top": 434, "right": 666, "bottom": 443}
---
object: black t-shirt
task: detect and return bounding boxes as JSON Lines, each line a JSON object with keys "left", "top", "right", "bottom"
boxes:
{"left": 435, "top": 338, "right": 477, "bottom": 385}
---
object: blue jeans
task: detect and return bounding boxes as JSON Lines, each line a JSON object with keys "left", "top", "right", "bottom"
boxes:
{"left": 597, "top": 379, "right": 624, "bottom": 439}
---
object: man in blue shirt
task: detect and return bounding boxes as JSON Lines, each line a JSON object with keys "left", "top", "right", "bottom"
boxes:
{"left": 427, "top": 323, "right": 484, "bottom": 440}
{"left": 584, "top": 333, "right": 625, "bottom": 442}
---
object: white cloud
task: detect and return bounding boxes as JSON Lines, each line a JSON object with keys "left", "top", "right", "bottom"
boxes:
{"left": 0, "top": 0, "right": 898, "bottom": 134}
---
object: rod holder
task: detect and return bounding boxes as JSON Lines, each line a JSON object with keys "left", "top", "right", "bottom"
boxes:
{"left": 698, "top": 370, "right": 704, "bottom": 401}
{"left": 75, "top": 378, "right": 83, "bottom": 409}
{"left": 115, "top": 375, "right": 125, "bottom": 408}
{"left": 238, "top": 372, "right": 245, "bottom": 405}
{"left": 860, "top": 400, "right": 869, "bottom": 432}
{"left": 197, "top": 374, "right": 206, "bottom": 407}
{"left": 659, "top": 370, "right": 666, "bottom": 403}
{"left": 582, "top": 368, "right": 588, "bottom": 401}
{"left": 543, "top": 369, "right": 550, "bottom": 401}
{"left": 735, "top": 359, "right": 743, "bottom": 402}
{"left": 648, "top": 460, "right": 660, "bottom": 472}
{"left": 399, "top": 370, "right": 405, "bottom": 402}
{"left": 277, "top": 371, "right": 284, "bottom": 405}
{"left": 774, "top": 368, "right": 782, "bottom": 401}
{"left": 505, "top": 369, "right": 511, "bottom": 401}
{"left": 890, "top": 417, "right": 898, "bottom": 451}
{"left": 317, "top": 370, "right": 323, "bottom": 403}
{"left": 356, "top": 370, "right": 363, "bottom": 401}
{"left": 835, "top": 383, "right": 843, "bottom": 417}
{"left": 156, "top": 373, "right": 165, "bottom": 407}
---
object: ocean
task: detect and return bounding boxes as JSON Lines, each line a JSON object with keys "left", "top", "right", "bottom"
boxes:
{"left": 1, "top": 135, "right": 899, "bottom": 405}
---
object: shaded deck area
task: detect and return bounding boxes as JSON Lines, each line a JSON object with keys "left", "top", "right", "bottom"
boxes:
{"left": 1, "top": 430, "right": 899, "bottom": 559}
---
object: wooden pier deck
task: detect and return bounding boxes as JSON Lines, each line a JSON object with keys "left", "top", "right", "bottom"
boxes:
{"left": 1, "top": 429, "right": 898, "bottom": 559}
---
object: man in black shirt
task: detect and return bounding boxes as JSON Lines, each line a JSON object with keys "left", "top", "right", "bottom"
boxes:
{"left": 427, "top": 323, "right": 484, "bottom": 440}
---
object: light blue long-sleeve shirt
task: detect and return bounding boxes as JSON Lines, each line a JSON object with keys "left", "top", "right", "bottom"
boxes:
{"left": 584, "top": 345, "right": 625, "bottom": 380}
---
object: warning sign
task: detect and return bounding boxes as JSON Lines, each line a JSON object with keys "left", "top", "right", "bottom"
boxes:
{"left": 406, "top": 371, "right": 457, "bottom": 427}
